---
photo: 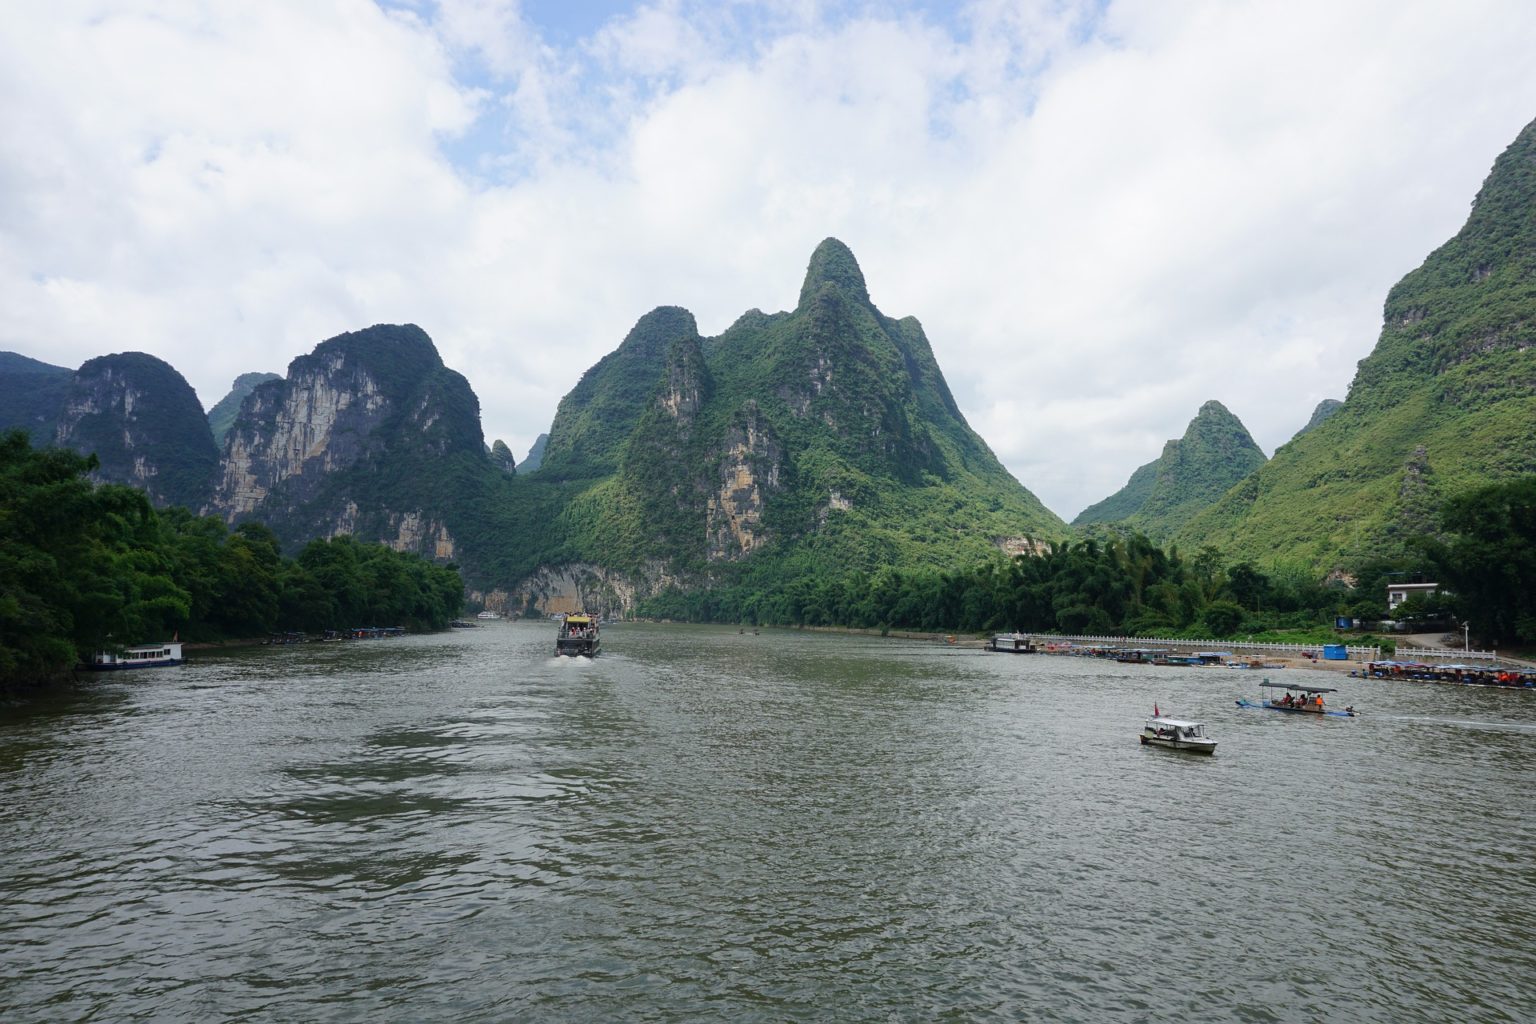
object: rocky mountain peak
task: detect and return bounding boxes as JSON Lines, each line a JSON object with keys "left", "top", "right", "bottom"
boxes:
{"left": 798, "top": 237, "right": 870, "bottom": 309}
{"left": 621, "top": 306, "right": 699, "bottom": 360}
{"left": 539, "top": 306, "right": 702, "bottom": 479}
{"left": 1073, "top": 399, "right": 1265, "bottom": 539}
{"left": 54, "top": 351, "right": 218, "bottom": 510}
{"left": 208, "top": 371, "right": 281, "bottom": 446}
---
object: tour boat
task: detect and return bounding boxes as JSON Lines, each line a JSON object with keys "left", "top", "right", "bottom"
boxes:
{"left": 85, "top": 642, "right": 185, "bottom": 671}
{"left": 989, "top": 633, "right": 1038, "bottom": 653}
{"left": 1236, "top": 679, "right": 1357, "bottom": 717}
{"left": 555, "top": 614, "right": 600, "bottom": 657}
{"left": 1139, "top": 711, "right": 1217, "bottom": 754}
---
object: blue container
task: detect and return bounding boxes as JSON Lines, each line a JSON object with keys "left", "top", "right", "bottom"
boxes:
{"left": 1323, "top": 644, "right": 1347, "bottom": 660}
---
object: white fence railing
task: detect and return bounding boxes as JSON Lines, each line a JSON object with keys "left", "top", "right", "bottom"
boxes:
{"left": 1393, "top": 645, "right": 1498, "bottom": 662}
{"left": 1018, "top": 633, "right": 1382, "bottom": 662}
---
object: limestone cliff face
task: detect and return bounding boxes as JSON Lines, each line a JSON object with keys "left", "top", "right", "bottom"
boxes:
{"left": 213, "top": 356, "right": 388, "bottom": 515}
{"left": 54, "top": 352, "right": 218, "bottom": 510}
{"left": 706, "top": 402, "right": 782, "bottom": 561}
{"left": 490, "top": 562, "right": 650, "bottom": 620}
{"left": 657, "top": 334, "right": 709, "bottom": 438}
{"left": 207, "top": 323, "right": 488, "bottom": 566}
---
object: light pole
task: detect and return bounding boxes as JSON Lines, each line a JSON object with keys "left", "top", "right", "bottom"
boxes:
{"left": 1463, "top": 622, "right": 1469, "bottom": 652}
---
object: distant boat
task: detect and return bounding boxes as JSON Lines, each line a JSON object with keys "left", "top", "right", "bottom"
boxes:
{"left": 555, "top": 613, "right": 600, "bottom": 657}
{"left": 84, "top": 642, "right": 184, "bottom": 671}
{"left": 1236, "top": 679, "right": 1357, "bottom": 717}
{"left": 476, "top": 610, "right": 501, "bottom": 621}
{"left": 989, "top": 633, "right": 1037, "bottom": 653}
{"left": 1139, "top": 711, "right": 1217, "bottom": 754}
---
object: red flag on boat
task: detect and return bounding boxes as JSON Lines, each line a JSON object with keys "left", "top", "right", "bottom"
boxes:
{"left": 1154, "top": 703, "right": 1160, "bottom": 717}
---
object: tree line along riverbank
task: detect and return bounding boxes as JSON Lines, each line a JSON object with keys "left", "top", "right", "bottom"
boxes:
{"left": 0, "top": 432, "right": 463, "bottom": 691}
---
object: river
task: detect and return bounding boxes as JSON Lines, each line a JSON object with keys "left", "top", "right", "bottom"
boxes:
{"left": 2, "top": 622, "right": 1534, "bottom": 1022}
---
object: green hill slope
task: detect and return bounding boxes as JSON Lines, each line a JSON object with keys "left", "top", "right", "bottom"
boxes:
{"left": 503, "top": 239, "right": 1065, "bottom": 604}
{"left": 1074, "top": 400, "right": 1267, "bottom": 541}
{"left": 207, "top": 371, "right": 280, "bottom": 445}
{"left": 1181, "top": 115, "right": 1536, "bottom": 568}
{"left": 1291, "top": 399, "right": 1343, "bottom": 441}
{"left": 0, "top": 352, "right": 72, "bottom": 442}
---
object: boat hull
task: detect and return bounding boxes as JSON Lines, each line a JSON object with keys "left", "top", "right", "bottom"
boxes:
{"left": 1138, "top": 733, "right": 1216, "bottom": 754}
{"left": 555, "top": 639, "right": 599, "bottom": 658}
{"left": 1235, "top": 698, "right": 1356, "bottom": 717}
{"left": 83, "top": 641, "right": 185, "bottom": 671}
{"left": 81, "top": 657, "right": 184, "bottom": 671}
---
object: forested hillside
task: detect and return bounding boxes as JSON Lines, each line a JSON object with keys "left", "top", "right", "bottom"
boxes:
{"left": 1181, "top": 115, "right": 1536, "bottom": 568}
{"left": 491, "top": 239, "right": 1066, "bottom": 614}
{"left": 1074, "top": 400, "right": 1266, "bottom": 541}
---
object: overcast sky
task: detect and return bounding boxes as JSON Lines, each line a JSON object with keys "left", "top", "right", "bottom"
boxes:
{"left": 4, "top": 1, "right": 1536, "bottom": 519}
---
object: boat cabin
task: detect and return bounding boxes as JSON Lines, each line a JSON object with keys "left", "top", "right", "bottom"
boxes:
{"left": 1139, "top": 715, "right": 1217, "bottom": 754}
{"left": 989, "top": 633, "right": 1038, "bottom": 653}
{"left": 87, "top": 642, "right": 185, "bottom": 670}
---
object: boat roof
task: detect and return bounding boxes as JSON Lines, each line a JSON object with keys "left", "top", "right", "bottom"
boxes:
{"left": 565, "top": 615, "right": 594, "bottom": 624}
{"left": 1260, "top": 681, "right": 1336, "bottom": 693}
{"left": 1148, "top": 716, "right": 1203, "bottom": 727}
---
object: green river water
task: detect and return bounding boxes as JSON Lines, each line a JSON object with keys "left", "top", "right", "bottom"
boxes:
{"left": 2, "top": 621, "right": 1533, "bottom": 1022}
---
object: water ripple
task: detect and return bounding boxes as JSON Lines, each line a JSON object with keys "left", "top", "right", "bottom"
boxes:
{"left": 2, "top": 625, "right": 1535, "bottom": 1022}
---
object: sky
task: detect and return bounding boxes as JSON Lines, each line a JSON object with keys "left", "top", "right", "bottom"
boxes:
{"left": 4, "top": 1, "right": 1536, "bottom": 520}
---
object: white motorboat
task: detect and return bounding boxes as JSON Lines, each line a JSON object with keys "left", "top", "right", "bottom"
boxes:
{"left": 1139, "top": 713, "right": 1217, "bottom": 754}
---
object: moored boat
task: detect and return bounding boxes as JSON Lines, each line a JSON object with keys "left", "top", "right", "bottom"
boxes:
{"left": 1139, "top": 709, "right": 1217, "bottom": 754}
{"left": 84, "top": 641, "right": 185, "bottom": 671}
{"left": 555, "top": 614, "right": 600, "bottom": 657}
{"left": 1236, "top": 679, "right": 1357, "bottom": 717}
{"left": 989, "top": 633, "right": 1038, "bottom": 653}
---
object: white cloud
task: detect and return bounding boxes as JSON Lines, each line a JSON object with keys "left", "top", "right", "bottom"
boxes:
{"left": 3, "top": 0, "right": 1536, "bottom": 517}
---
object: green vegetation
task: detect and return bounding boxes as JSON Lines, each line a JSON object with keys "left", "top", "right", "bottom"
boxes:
{"left": 507, "top": 238, "right": 1065, "bottom": 596}
{"left": 57, "top": 352, "right": 220, "bottom": 511}
{"left": 639, "top": 474, "right": 1535, "bottom": 650}
{"left": 1075, "top": 400, "right": 1266, "bottom": 540}
{"left": 1292, "top": 398, "right": 1343, "bottom": 440}
{"left": 1417, "top": 475, "right": 1536, "bottom": 646}
{"left": 207, "top": 371, "right": 280, "bottom": 445}
{"left": 0, "top": 352, "right": 72, "bottom": 441}
{"left": 637, "top": 530, "right": 1352, "bottom": 637}
{"left": 1181, "top": 116, "right": 1536, "bottom": 569}
{"left": 0, "top": 431, "right": 463, "bottom": 691}
{"left": 520, "top": 433, "right": 548, "bottom": 472}
{"left": 489, "top": 439, "right": 517, "bottom": 473}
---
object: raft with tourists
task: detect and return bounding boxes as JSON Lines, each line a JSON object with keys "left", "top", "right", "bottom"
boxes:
{"left": 1236, "top": 679, "right": 1357, "bottom": 717}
